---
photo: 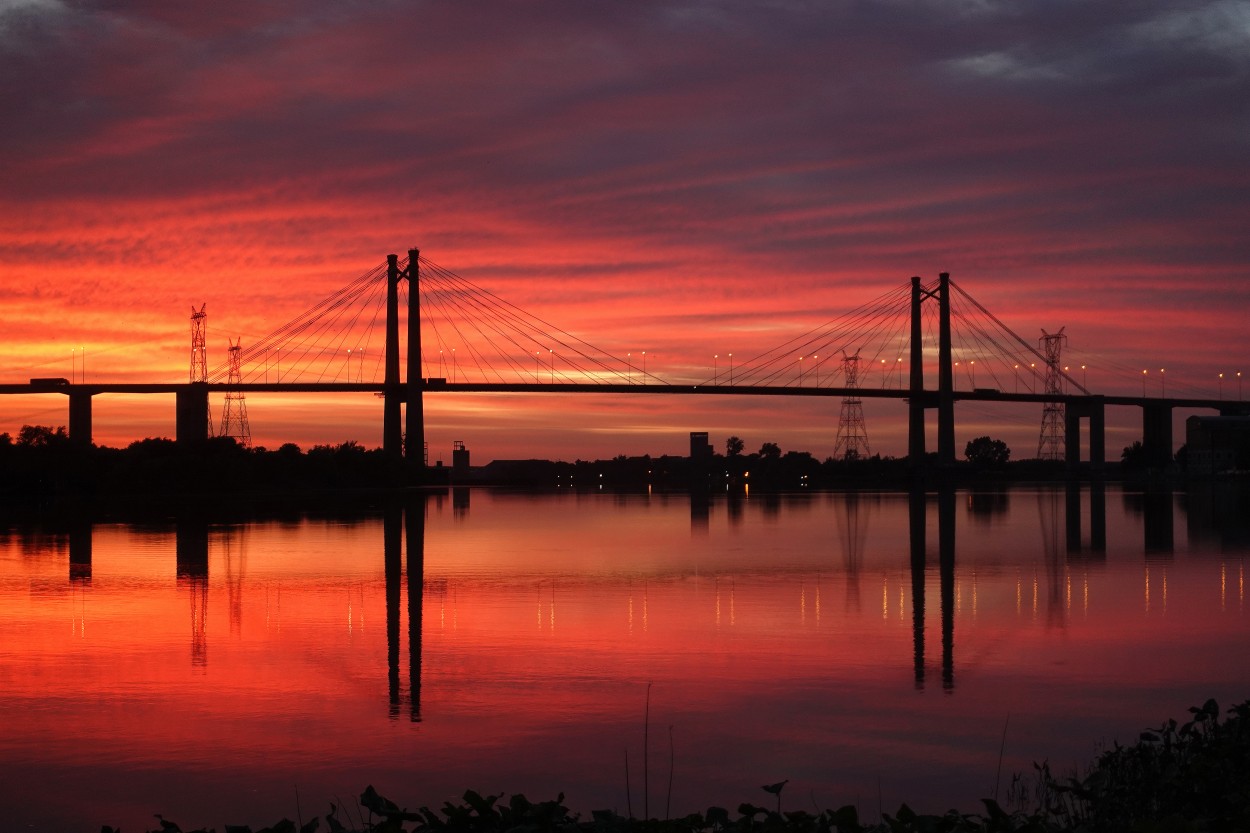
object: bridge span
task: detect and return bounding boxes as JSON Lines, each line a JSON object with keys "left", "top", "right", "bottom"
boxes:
{"left": 4, "top": 377, "right": 1244, "bottom": 475}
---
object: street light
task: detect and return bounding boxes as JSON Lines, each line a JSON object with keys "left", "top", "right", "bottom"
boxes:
{"left": 814, "top": 355, "right": 819, "bottom": 387}
{"left": 1219, "top": 372, "right": 1224, "bottom": 400}
{"left": 1142, "top": 369, "right": 1148, "bottom": 397}
{"left": 728, "top": 353, "right": 733, "bottom": 385}
{"left": 642, "top": 351, "right": 647, "bottom": 382}
{"left": 798, "top": 355, "right": 803, "bottom": 385}
{"left": 549, "top": 348, "right": 554, "bottom": 383}
{"left": 714, "top": 354, "right": 718, "bottom": 385}
{"left": 1160, "top": 368, "right": 1166, "bottom": 397}
{"left": 1081, "top": 364, "right": 1087, "bottom": 389}
{"left": 970, "top": 360, "right": 976, "bottom": 387}
{"left": 1014, "top": 364, "right": 1019, "bottom": 394}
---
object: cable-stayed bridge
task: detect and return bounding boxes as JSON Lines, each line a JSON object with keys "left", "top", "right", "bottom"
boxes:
{"left": 3, "top": 248, "right": 1245, "bottom": 475}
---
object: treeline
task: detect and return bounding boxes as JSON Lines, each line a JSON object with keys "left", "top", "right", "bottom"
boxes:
{"left": 0, "top": 425, "right": 404, "bottom": 511}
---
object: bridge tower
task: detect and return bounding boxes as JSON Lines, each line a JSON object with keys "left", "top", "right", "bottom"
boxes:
{"left": 907, "top": 273, "right": 956, "bottom": 471}
{"left": 383, "top": 249, "right": 426, "bottom": 478}
{"left": 404, "top": 249, "right": 424, "bottom": 477}
{"left": 1036, "top": 328, "right": 1066, "bottom": 460}
{"left": 190, "top": 304, "right": 213, "bottom": 435}
{"left": 219, "top": 338, "right": 251, "bottom": 447}
{"left": 834, "top": 350, "right": 871, "bottom": 460}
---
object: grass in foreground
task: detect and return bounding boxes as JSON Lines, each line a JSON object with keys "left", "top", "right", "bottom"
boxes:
{"left": 108, "top": 698, "right": 1250, "bottom": 833}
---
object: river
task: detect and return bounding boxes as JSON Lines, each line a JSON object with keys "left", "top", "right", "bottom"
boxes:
{"left": 1, "top": 484, "right": 1248, "bottom": 830}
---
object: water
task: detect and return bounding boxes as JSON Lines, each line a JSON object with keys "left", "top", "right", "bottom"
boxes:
{"left": 1, "top": 485, "right": 1248, "bottom": 831}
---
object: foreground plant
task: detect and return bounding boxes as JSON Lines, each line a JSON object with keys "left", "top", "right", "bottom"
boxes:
{"left": 113, "top": 699, "right": 1250, "bottom": 833}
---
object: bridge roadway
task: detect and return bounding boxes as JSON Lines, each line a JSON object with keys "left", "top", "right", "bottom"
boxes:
{"left": 0, "top": 379, "right": 1238, "bottom": 410}
{"left": 4, "top": 380, "right": 1245, "bottom": 471}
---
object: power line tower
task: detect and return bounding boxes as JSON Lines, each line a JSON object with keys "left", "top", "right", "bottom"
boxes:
{"left": 1036, "top": 327, "right": 1066, "bottom": 460}
{"left": 219, "top": 337, "right": 251, "bottom": 447}
{"left": 834, "top": 349, "right": 871, "bottom": 460}
{"left": 190, "top": 304, "right": 214, "bottom": 435}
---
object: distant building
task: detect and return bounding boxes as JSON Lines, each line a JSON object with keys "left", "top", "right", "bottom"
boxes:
{"left": 452, "top": 440, "right": 470, "bottom": 480}
{"left": 1186, "top": 415, "right": 1250, "bottom": 475}
{"left": 690, "top": 431, "right": 712, "bottom": 459}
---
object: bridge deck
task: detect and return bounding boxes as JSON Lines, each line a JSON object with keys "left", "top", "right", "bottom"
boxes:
{"left": 0, "top": 381, "right": 1240, "bottom": 410}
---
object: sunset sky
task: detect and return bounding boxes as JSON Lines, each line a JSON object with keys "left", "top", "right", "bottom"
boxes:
{"left": 2, "top": 1, "right": 1248, "bottom": 462}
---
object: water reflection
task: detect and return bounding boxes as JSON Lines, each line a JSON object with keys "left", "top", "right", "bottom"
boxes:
{"left": 69, "top": 518, "right": 92, "bottom": 582}
{"left": 2, "top": 485, "right": 1249, "bottom": 832}
{"left": 385, "top": 497, "right": 427, "bottom": 722}
{"left": 906, "top": 487, "right": 956, "bottom": 691}
{"left": 176, "top": 516, "right": 209, "bottom": 668}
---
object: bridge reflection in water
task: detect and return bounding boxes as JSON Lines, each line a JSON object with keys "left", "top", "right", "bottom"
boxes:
{"left": 384, "top": 498, "right": 425, "bottom": 722}
{"left": 53, "top": 482, "right": 1208, "bottom": 707}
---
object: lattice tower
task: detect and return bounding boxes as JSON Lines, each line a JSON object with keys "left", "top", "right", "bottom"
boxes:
{"left": 190, "top": 304, "right": 213, "bottom": 434}
{"left": 1036, "top": 328, "right": 1067, "bottom": 460}
{"left": 219, "top": 337, "right": 251, "bottom": 447}
{"left": 190, "top": 304, "right": 208, "bottom": 381}
{"left": 833, "top": 350, "right": 871, "bottom": 460}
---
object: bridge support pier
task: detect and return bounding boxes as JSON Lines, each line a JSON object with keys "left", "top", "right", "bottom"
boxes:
{"left": 69, "top": 390, "right": 93, "bottom": 446}
{"left": 1142, "top": 402, "right": 1174, "bottom": 469}
{"left": 176, "top": 383, "right": 210, "bottom": 446}
{"left": 1064, "top": 396, "right": 1106, "bottom": 476}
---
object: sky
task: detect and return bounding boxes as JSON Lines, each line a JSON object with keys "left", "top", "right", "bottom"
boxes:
{"left": 2, "top": 0, "right": 1249, "bottom": 463}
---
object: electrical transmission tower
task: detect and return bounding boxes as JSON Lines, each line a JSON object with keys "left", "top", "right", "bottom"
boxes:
{"left": 1036, "top": 327, "right": 1066, "bottom": 460}
{"left": 190, "top": 304, "right": 213, "bottom": 435}
{"left": 219, "top": 337, "right": 251, "bottom": 447}
{"left": 834, "top": 349, "right": 871, "bottom": 460}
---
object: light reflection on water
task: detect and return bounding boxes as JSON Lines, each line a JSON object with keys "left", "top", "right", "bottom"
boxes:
{"left": 0, "top": 485, "right": 1248, "bottom": 831}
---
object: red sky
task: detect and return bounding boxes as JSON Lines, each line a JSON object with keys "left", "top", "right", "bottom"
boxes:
{"left": 2, "top": 1, "right": 1248, "bottom": 462}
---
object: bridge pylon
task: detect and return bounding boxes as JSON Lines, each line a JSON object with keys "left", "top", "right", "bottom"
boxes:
{"left": 907, "top": 273, "right": 956, "bottom": 473}
{"left": 383, "top": 248, "right": 426, "bottom": 479}
{"left": 404, "top": 248, "right": 424, "bottom": 478}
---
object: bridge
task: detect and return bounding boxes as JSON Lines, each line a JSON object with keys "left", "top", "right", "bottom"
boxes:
{"left": 4, "top": 249, "right": 1245, "bottom": 476}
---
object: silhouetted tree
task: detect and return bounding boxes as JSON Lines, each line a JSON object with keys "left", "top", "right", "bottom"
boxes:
{"left": 964, "top": 436, "right": 1010, "bottom": 469}
{"left": 726, "top": 436, "right": 745, "bottom": 456}
{"left": 17, "top": 424, "right": 68, "bottom": 447}
{"left": 1122, "top": 440, "right": 1147, "bottom": 471}
{"left": 758, "top": 442, "right": 781, "bottom": 459}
